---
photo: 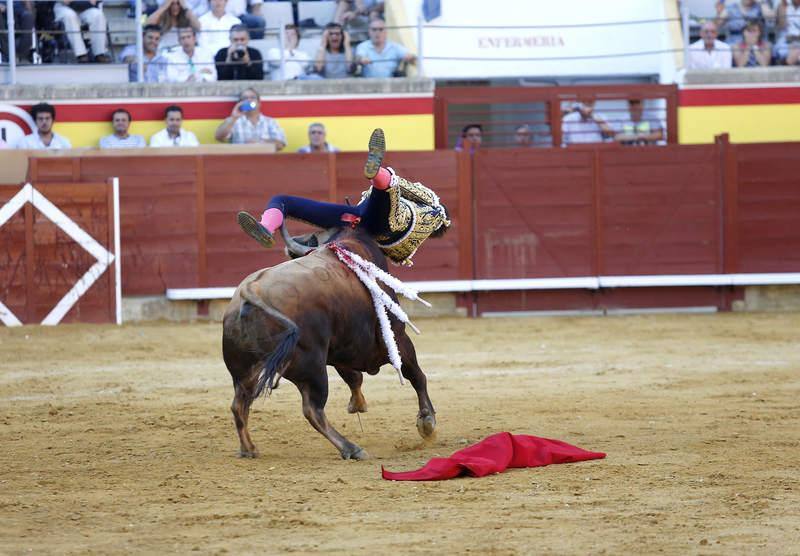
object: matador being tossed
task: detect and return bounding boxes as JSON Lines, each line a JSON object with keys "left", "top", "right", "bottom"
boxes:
{"left": 237, "top": 128, "right": 451, "bottom": 266}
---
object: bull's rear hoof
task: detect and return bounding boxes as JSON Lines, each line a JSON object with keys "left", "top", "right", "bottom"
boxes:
{"left": 238, "top": 449, "right": 259, "bottom": 458}
{"left": 416, "top": 414, "right": 437, "bottom": 440}
{"left": 342, "top": 447, "right": 370, "bottom": 461}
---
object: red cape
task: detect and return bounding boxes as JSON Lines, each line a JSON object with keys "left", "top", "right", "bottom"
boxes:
{"left": 382, "top": 432, "right": 605, "bottom": 481}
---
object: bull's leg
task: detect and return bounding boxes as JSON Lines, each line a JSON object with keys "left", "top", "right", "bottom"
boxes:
{"left": 231, "top": 373, "right": 260, "bottom": 458}
{"left": 397, "top": 333, "right": 437, "bottom": 439}
{"left": 335, "top": 366, "right": 368, "bottom": 414}
{"left": 297, "top": 370, "right": 369, "bottom": 460}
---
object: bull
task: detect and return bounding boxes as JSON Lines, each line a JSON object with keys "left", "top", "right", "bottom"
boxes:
{"left": 221, "top": 224, "right": 437, "bottom": 460}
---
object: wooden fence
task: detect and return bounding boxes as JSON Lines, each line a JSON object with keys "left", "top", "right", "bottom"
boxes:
{"left": 6, "top": 135, "right": 799, "bottom": 317}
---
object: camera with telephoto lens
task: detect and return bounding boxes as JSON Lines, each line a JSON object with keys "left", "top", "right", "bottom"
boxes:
{"left": 231, "top": 44, "right": 246, "bottom": 61}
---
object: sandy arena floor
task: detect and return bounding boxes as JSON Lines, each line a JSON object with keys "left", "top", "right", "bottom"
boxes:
{"left": 1, "top": 313, "right": 799, "bottom": 554}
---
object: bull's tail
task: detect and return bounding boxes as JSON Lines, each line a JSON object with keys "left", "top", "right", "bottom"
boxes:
{"left": 239, "top": 284, "right": 299, "bottom": 401}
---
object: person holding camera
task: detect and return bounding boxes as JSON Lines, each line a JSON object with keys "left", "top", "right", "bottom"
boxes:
{"left": 214, "top": 24, "right": 263, "bottom": 80}
{"left": 561, "top": 100, "right": 614, "bottom": 146}
{"left": 214, "top": 88, "right": 286, "bottom": 150}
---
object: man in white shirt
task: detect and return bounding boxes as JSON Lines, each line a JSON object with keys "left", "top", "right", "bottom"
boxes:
{"left": 15, "top": 103, "right": 72, "bottom": 149}
{"left": 165, "top": 27, "right": 217, "bottom": 82}
{"left": 688, "top": 21, "right": 733, "bottom": 70}
{"left": 199, "top": 0, "right": 241, "bottom": 54}
{"left": 99, "top": 109, "right": 147, "bottom": 149}
{"left": 561, "top": 101, "right": 614, "bottom": 146}
{"left": 150, "top": 105, "right": 201, "bottom": 147}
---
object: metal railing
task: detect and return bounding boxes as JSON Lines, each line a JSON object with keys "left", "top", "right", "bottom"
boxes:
{"left": 4, "top": 1, "right": 799, "bottom": 85}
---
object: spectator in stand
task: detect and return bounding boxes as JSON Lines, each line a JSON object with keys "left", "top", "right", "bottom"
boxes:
{"left": 314, "top": 23, "right": 354, "bottom": 78}
{"left": 514, "top": 124, "right": 532, "bottom": 147}
{"left": 775, "top": 0, "right": 800, "bottom": 64}
{"left": 199, "top": 0, "right": 240, "bottom": 54}
{"left": 99, "top": 109, "right": 146, "bottom": 149}
{"left": 0, "top": 1, "right": 35, "bottom": 64}
{"left": 733, "top": 19, "right": 772, "bottom": 66}
{"left": 119, "top": 24, "right": 168, "bottom": 82}
{"left": 15, "top": 103, "right": 72, "bottom": 150}
{"left": 165, "top": 27, "right": 217, "bottom": 82}
{"left": 688, "top": 21, "right": 733, "bottom": 69}
{"left": 54, "top": 0, "right": 111, "bottom": 62}
{"left": 215, "top": 24, "right": 263, "bottom": 80}
{"left": 266, "top": 24, "right": 312, "bottom": 80}
{"left": 333, "top": 0, "right": 384, "bottom": 25}
{"left": 156, "top": 0, "right": 208, "bottom": 17}
{"left": 356, "top": 17, "right": 416, "bottom": 78}
{"left": 455, "top": 123, "right": 482, "bottom": 152}
{"left": 147, "top": 0, "right": 202, "bottom": 51}
{"left": 561, "top": 101, "right": 614, "bottom": 146}
{"left": 614, "top": 99, "right": 664, "bottom": 146}
{"left": 150, "top": 105, "right": 200, "bottom": 147}
{"left": 297, "top": 123, "right": 339, "bottom": 153}
{"left": 225, "top": 0, "right": 265, "bottom": 39}
{"left": 214, "top": 88, "right": 286, "bottom": 150}
{"left": 716, "top": 0, "right": 775, "bottom": 46}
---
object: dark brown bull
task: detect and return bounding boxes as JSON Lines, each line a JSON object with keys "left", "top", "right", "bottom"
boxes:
{"left": 222, "top": 225, "right": 436, "bottom": 460}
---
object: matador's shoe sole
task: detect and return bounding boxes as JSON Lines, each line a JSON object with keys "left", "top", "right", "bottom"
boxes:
{"left": 237, "top": 211, "right": 275, "bottom": 248}
{"left": 364, "top": 128, "right": 386, "bottom": 180}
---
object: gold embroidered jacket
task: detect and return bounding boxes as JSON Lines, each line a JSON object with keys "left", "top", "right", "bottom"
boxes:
{"left": 359, "top": 174, "right": 451, "bottom": 266}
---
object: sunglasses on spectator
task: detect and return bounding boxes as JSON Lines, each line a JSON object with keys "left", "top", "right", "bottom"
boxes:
{"left": 370, "top": 27, "right": 386, "bottom": 32}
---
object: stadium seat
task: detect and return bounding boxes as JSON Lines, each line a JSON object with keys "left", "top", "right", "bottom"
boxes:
{"left": 297, "top": 1, "right": 337, "bottom": 28}
{"left": 263, "top": 2, "right": 294, "bottom": 28}
{"left": 297, "top": 37, "right": 320, "bottom": 60}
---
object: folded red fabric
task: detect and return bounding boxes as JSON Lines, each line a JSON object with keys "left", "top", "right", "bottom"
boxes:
{"left": 382, "top": 432, "right": 606, "bottom": 481}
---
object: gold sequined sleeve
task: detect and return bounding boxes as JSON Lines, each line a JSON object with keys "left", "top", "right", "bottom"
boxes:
{"left": 394, "top": 176, "right": 440, "bottom": 207}
{"left": 386, "top": 185, "right": 413, "bottom": 233}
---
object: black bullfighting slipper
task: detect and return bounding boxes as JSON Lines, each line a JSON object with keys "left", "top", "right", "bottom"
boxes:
{"left": 237, "top": 211, "right": 275, "bottom": 248}
{"left": 364, "top": 128, "right": 385, "bottom": 180}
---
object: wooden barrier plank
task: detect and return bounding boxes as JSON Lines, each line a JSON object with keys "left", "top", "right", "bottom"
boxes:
{"left": 732, "top": 142, "right": 800, "bottom": 272}
{"left": 600, "top": 145, "right": 719, "bottom": 276}
{"left": 473, "top": 149, "right": 595, "bottom": 279}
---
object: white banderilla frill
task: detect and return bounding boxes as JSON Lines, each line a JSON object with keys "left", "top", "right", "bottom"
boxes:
{"left": 328, "top": 243, "right": 431, "bottom": 384}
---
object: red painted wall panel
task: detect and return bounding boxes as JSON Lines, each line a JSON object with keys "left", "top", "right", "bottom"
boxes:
{"left": 735, "top": 143, "right": 800, "bottom": 272}
{"left": 599, "top": 146, "right": 720, "bottom": 275}
{"left": 473, "top": 149, "right": 595, "bottom": 279}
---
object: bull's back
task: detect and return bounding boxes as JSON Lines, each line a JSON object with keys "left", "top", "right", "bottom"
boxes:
{"left": 238, "top": 251, "right": 380, "bottom": 346}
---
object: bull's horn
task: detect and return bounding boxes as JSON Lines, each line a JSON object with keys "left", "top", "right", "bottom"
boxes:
{"left": 280, "top": 223, "right": 315, "bottom": 257}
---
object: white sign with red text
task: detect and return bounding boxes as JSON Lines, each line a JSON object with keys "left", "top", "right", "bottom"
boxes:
{"left": 403, "top": 0, "right": 678, "bottom": 81}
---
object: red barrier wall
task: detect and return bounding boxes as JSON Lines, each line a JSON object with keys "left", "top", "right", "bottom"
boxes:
{"left": 0, "top": 182, "right": 116, "bottom": 324}
{"left": 19, "top": 137, "right": 800, "bottom": 315}
{"left": 27, "top": 151, "right": 470, "bottom": 295}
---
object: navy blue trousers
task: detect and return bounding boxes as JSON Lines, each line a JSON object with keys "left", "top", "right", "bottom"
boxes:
{"left": 267, "top": 189, "right": 393, "bottom": 236}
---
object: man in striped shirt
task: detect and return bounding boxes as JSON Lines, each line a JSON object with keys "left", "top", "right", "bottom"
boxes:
{"left": 99, "top": 109, "right": 146, "bottom": 149}
{"left": 214, "top": 88, "right": 286, "bottom": 150}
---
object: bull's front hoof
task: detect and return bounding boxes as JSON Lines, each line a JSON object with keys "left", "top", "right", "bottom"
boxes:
{"left": 341, "top": 447, "right": 370, "bottom": 461}
{"left": 347, "top": 397, "right": 368, "bottom": 414}
{"left": 416, "top": 413, "right": 437, "bottom": 440}
{"left": 238, "top": 448, "right": 259, "bottom": 458}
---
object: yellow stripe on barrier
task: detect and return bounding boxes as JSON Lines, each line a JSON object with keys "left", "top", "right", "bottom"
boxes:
{"left": 679, "top": 105, "right": 800, "bottom": 144}
{"left": 55, "top": 114, "right": 435, "bottom": 151}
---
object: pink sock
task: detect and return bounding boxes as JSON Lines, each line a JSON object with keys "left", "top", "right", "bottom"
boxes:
{"left": 260, "top": 208, "right": 283, "bottom": 233}
{"left": 371, "top": 167, "right": 392, "bottom": 190}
